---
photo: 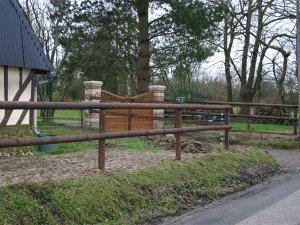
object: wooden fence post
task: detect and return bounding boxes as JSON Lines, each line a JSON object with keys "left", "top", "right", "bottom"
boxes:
{"left": 98, "top": 110, "right": 106, "bottom": 171}
{"left": 175, "top": 109, "right": 182, "bottom": 160}
{"left": 80, "top": 109, "right": 84, "bottom": 128}
{"left": 247, "top": 106, "right": 251, "bottom": 132}
{"left": 128, "top": 109, "right": 132, "bottom": 131}
{"left": 294, "top": 108, "right": 298, "bottom": 135}
{"left": 225, "top": 109, "right": 230, "bottom": 149}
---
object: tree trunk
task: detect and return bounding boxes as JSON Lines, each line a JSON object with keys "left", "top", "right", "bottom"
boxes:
{"left": 224, "top": 16, "right": 233, "bottom": 102}
{"left": 239, "top": 84, "right": 255, "bottom": 115}
{"left": 239, "top": 0, "right": 263, "bottom": 105}
{"left": 253, "top": 46, "right": 268, "bottom": 102}
{"left": 239, "top": 85, "right": 254, "bottom": 103}
{"left": 240, "top": 0, "right": 253, "bottom": 89}
{"left": 129, "top": 73, "right": 137, "bottom": 95}
{"left": 135, "top": 0, "right": 150, "bottom": 94}
{"left": 118, "top": 72, "right": 128, "bottom": 95}
{"left": 246, "top": 0, "right": 263, "bottom": 93}
{"left": 278, "top": 52, "right": 290, "bottom": 104}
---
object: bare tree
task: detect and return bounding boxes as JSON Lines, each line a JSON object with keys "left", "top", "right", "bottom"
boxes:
{"left": 20, "top": 0, "right": 74, "bottom": 119}
{"left": 222, "top": 0, "right": 295, "bottom": 104}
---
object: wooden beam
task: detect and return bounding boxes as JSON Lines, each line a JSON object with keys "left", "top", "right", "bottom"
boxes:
{"left": 19, "top": 67, "right": 23, "bottom": 88}
{"left": 4, "top": 66, "right": 8, "bottom": 101}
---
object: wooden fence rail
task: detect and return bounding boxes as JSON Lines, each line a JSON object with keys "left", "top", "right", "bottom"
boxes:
{"left": 0, "top": 101, "right": 232, "bottom": 171}
{"left": 165, "top": 101, "right": 298, "bottom": 135}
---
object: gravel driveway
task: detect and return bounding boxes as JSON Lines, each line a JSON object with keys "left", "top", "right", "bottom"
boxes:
{"left": 0, "top": 148, "right": 200, "bottom": 187}
{"left": 267, "top": 148, "right": 300, "bottom": 172}
{"left": 1, "top": 130, "right": 299, "bottom": 187}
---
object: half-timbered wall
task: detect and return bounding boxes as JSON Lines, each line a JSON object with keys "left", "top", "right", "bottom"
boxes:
{"left": 0, "top": 65, "right": 33, "bottom": 126}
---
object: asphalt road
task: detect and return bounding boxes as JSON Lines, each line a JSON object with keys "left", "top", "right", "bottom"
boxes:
{"left": 160, "top": 172, "right": 300, "bottom": 225}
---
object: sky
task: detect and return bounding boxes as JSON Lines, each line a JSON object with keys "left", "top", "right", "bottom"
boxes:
{"left": 21, "top": 0, "right": 298, "bottom": 82}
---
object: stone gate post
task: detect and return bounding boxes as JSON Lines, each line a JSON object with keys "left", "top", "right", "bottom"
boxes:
{"left": 149, "top": 85, "right": 166, "bottom": 129}
{"left": 83, "top": 81, "right": 103, "bottom": 127}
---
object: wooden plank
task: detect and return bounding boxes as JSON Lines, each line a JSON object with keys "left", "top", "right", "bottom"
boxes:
{"left": 100, "top": 90, "right": 155, "bottom": 132}
{"left": 4, "top": 66, "right": 8, "bottom": 101}
{"left": 131, "top": 108, "right": 153, "bottom": 130}
{"left": 106, "top": 108, "right": 127, "bottom": 131}
{"left": 19, "top": 67, "right": 23, "bottom": 88}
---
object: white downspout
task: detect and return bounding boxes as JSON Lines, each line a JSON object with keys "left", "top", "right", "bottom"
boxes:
{"left": 33, "top": 84, "right": 40, "bottom": 135}
{"left": 33, "top": 79, "right": 49, "bottom": 135}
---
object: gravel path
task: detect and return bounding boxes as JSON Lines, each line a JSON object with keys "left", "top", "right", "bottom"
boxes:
{"left": 53, "top": 119, "right": 82, "bottom": 127}
{"left": 267, "top": 148, "right": 300, "bottom": 172}
{"left": 0, "top": 148, "right": 201, "bottom": 187}
{"left": 1, "top": 129, "right": 299, "bottom": 187}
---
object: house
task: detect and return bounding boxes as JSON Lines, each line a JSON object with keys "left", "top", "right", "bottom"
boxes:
{"left": 0, "top": 0, "right": 53, "bottom": 126}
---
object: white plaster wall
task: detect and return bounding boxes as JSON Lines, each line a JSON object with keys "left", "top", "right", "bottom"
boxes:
{"left": 0, "top": 66, "right": 4, "bottom": 123}
{"left": 8, "top": 67, "right": 31, "bottom": 125}
{"left": 20, "top": 69, "right": 31, "bottom": 125}
{"left": 0, "top": 66, "right": 32, "bottom": 126}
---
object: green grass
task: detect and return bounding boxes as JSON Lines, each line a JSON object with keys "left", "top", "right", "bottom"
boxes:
{"left": 231, "top": 122, "right": 293, "bottom": 132}
{"left": 37, "top": 120, "right": 64, "bottom": 127}
{"left": 0, "top": 148, "right": 278, "bottom": 225}
{"left": 166, "top": 121, "right": 293, "bottom": 133}
{"left": 249, "top": 137, "right": 300, "bottom": 150}
{"left": 0, "top": 126, "right": 36, "bottom": 153}
{"left": 54, "top": 109, "right": 83, "bottom": 121}
{"left": 47, "top": 128, "right": 165, "bottom": 154}
{"left": 108, "top": 137, "right": 166, "bottom": 152}
{"left": 38, "top": 126, "right": 97, "bottom": 154}
{"left": 38, "top": 109, "right": 83, "bottom": 121}
{"left": 2, "top": 122, "right": 165, "bottom": 154}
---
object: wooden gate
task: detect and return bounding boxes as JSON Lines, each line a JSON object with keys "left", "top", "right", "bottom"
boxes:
{"left": 101, "top": 90, "right": 154, "bottom": 132}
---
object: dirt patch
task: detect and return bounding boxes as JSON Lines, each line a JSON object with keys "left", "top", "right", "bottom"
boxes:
{"left": 183, "top": 130, "right": 297, "bottom": 144}
{"left": 231, "top": 131, "right": 296, "bottom": 143}
{"left": 238, "top": 163, "right": 278, "bottom": 184}
{"left": 0, "top": 148, "right": 202, "bottom": 187}
{"left": 145, "top": 135, "right": 176, "bottom": 150}
{"left": 182, "top": 140, "right": 213, "bottom": 153}
{"left": 145, "top": 135, "right": 213, "bottom": 153}
{"left": 1, "top": 131, "right": 298, "bottom": 188}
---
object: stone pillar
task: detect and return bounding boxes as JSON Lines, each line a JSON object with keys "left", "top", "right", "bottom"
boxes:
{"left": 83, "top": 81, "right": 103, "bottom": 127}
{"left": 149, "top": 85, "right": 166, "bottom": 129}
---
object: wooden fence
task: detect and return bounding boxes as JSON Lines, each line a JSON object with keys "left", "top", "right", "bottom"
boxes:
{"left": 0, "top": 101, "right": 232, "bottom": 171}
{"left": 166, "top": 101, "right": 298, "bottom": 135}
{"left": 99, "top": 90, "right": 154, "bottom": 131}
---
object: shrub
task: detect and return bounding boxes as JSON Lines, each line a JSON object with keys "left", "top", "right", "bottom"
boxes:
{"left": 254, "top": 106, "right": 292, "bottom": 125}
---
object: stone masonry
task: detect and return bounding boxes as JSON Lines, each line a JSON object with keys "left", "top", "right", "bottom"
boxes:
{"left": 83, "top": 81, "right": 103, "bottom": 127}
{"left": 149, "top": 85, "right": 166, "bottom": 129}
{"left": 83, "top": 81, "right": 166, "bottom": 129}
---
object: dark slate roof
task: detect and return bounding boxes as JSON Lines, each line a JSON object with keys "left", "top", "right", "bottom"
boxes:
{"left": 0, "top": 0, "right": 54, "bottom": 72}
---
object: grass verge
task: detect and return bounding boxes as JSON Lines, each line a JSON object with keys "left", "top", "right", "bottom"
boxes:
{"left": 38, "top": 109, "right": 83, "bottom": 121}
{"left": 0, "top": 148, "right": 278, "bottom": 225}
{"left": 0, "top": 126, "right": 35, "bottom": 154}
{"left": 166, "top": 121, "right": 293, "bottom": 132}
{"left": 249, "top": 136, "right": 300, "bottom": 150}
{"left": 231, "top": 122, "right": 293, "bottom": 132}
{"left": 1, "top": 123, "right": 165, "bottom": 155}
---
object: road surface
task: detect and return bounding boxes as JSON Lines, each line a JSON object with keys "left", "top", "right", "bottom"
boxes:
{"left": 159, "top": 149, "right": 300, "bottom": 225}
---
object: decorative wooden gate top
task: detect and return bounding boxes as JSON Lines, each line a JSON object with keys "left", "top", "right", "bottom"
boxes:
{"left": 84, "top": 81, "right": 166, "bottom": 131}
{"left": 101, "top": 90, "right": 155, "bottom": 102}
{"left": 101, "top": 90, "right": 155, "bottom": 132}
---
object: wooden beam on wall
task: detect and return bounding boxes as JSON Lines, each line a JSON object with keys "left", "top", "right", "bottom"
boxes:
{"left": 19, "top": 67, "right": 23, "bottom": 88}
{"left": 4, "top": 66, "right": 8, "bottom": 101}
